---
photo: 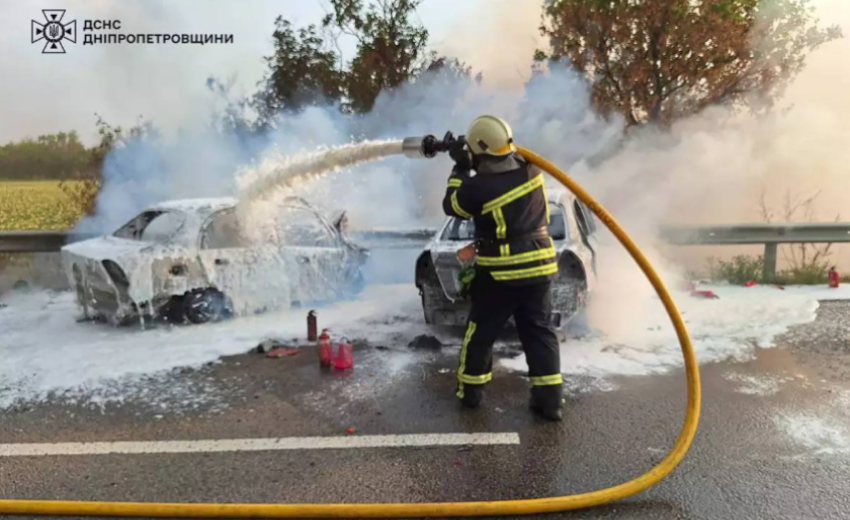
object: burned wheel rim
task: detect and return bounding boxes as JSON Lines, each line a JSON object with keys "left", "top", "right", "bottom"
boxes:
{"left": 183, "top": 289, "right": 228, "bottom": 324}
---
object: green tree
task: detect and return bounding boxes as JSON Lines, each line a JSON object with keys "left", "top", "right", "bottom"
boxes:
{"left": 254, "top": 17, "right": 346, "bottom": 126}
{"left": 538, "top": 0, "right": 842, "bottom": 126}
{"left": 0, "top": 131, "right": 90, "bottom": 180}
{"left": 323, "top": 0, "right": 432, "bottom": 113}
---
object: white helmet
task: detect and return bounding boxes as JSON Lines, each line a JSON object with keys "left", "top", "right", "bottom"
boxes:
{"left": 466, "top": 115, "right": 516, "bottom": 156}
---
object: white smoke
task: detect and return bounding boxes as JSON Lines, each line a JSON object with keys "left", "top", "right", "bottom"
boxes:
{"left": 45, "top": 0, "right": 850, "bottom": 342}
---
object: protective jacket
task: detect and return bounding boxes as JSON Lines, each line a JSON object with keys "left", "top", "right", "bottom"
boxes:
{"left": 442, "top": 153, "right": 558, "bottom": 285}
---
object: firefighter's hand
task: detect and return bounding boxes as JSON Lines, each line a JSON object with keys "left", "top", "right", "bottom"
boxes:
{"left": 451, "top": 165, "right": 471, "bottom": 178}
{"left": 449, "top": 139, "right": 473, "bottom": 172}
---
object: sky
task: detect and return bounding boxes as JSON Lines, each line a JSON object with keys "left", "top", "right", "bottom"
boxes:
{"left": 0, "top": 0, "right": 544, "bottom": 145}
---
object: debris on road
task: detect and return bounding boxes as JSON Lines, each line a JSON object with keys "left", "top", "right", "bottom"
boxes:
{"left": 346, "top": 427, "right": 356, "bottom": 435}
{"left": 691, "top": 290, "right": 720, "bottom": 299}
{"left": 256, "top": 338, "right": 285, "bottom": 354}
{"left": 408, "top": 334, "right": 442, "bottom": 351}
{"left": 266, "top": 347, "right": 300, "bottom": 358}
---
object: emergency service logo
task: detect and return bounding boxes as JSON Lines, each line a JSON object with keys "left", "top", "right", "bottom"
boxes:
{"left": 32, "top": 10, "right": 76, "bottom": 54}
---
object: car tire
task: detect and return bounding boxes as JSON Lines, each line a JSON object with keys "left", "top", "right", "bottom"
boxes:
{"left": 160, "top": 296, "right": 186, "bottom": 324}
{"left": 420, "top": 283, "right": 443, "bottom": 324}
{"left": 183, "top": 289, "right": 230, "bottom": 324}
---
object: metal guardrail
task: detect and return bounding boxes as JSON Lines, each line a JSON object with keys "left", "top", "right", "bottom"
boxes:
{"left": 0, "top": 231, "right": 98, "bottom": 253}
{"left": 659, "top": 223, "right": 850, "bottom": 278}
{"left": 4, "top": 223, "right": 850, "bottom": 278}
{"left": 0, "top": 230, "right": 436, "bottom": 253}
{"left": 658, "top": 223, "right": 850, "bottom": 245}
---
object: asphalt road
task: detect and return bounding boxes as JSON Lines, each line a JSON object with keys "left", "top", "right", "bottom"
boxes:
{"left": 2, "top": 302, "right": 850, "bottom": 520}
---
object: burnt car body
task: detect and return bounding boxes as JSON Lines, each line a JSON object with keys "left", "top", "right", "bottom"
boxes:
{"left": 415, "top": 188, "right": 598, "bottom": 332}
{"left": 61, "top": 197, "right": 367, "bottom": 325}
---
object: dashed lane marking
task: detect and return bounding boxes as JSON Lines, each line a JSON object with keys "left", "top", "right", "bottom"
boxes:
{"left": 0, "top": 433, "right": 520, "bottom": 457}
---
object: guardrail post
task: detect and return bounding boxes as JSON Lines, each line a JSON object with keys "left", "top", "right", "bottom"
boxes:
{"left": 763, "top": 243, "right": 778, "bottom": 281}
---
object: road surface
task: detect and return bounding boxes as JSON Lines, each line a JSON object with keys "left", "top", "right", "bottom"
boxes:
{"left": 1, "top": 301, "right": 850, "bottom": 520}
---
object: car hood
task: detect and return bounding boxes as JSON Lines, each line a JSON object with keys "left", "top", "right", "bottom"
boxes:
{"left": 62, "top": 236, "right": 156, "bottom": 261}
{"left": 61, "top": 237, "right": 167, "bottom": 304}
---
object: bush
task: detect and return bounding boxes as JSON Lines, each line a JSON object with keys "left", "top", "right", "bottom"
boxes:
{"left": 707, "top": 254, "right": 833, "bottom": 285}
{"left": 774, "top": 263, "right": 830, "bottom": 285}
{"left": 707, "top": 255, "right": 764, "bottom": 285}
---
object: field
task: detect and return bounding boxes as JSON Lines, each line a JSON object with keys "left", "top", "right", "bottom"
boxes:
{"left": 0, "top": 181, "right": 86, "bottom": 231}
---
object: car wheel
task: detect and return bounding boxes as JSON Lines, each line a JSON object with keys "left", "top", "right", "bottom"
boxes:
{"left": 183, "top": 289, "right": 230, "bottom": 324}
{"left": 160, "top": 296, "right": 186, "bottom": 324}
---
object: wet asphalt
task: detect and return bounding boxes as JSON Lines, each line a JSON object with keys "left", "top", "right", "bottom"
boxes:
{"left": 2, "top": 302, "right": 850, "bottom": 520}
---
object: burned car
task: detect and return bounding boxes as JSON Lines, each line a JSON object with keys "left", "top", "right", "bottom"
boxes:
{"left": 415, "top": 188, "right": 598, "bottom": 332}
{"left": 61, "top": 197, "right": 367, "bottom": 325}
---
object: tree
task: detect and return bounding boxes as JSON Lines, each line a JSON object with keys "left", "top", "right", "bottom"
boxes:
{"left": 323, "top": 0, "right": 431, "bottom": 113}
{"left": 538, "top": 0, "right": 842, "bottom": 126}
{"left": 0, "top": 131, "right": 90, "bottom": 180}
{"left": 59, "top": 115, "right": 159, "bottom": 217}
{"left": 253, "top": 17, "right": 346, "bottom": 127}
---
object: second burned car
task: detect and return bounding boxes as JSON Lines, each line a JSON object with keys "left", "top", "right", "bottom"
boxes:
{"left": 415, "top": 187, "right": 598, "bottom": 333}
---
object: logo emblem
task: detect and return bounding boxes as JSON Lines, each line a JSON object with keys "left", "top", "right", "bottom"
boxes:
{"left": 32, "top": 10, "right": 76, "bottom": 53}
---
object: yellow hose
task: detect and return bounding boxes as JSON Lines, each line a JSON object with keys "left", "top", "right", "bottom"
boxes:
{"left": 0, "top": 146, "right": 700, "bottom": 518}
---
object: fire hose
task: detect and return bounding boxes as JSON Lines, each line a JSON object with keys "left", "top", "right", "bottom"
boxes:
{"left": 0, "top": 142, "right": 701, "bottom": 518}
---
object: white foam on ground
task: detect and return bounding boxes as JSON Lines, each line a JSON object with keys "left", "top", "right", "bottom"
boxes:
{"left": 722, "top": 372, "right": 794, "bottom": 396}
{"left": 0, "top": 285, "right": 428, "bottom": 409}
{"left": 1, "top": 283, "right": 847, "bottom": 409}
{"left": 777, "top": 414, "right": 850, "bottom": 455}
{"left": 503, "top": 284, "right": 849, "bottom": 377}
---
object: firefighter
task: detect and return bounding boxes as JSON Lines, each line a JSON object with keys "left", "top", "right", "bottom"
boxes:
{"left": 442, "top": 115, "right": 563, "bottom": 421}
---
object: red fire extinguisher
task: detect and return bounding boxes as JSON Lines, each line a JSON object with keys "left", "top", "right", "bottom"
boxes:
{"left": 307, "top": 310, "right": 318, "bottom": 342}
{"left": 318, "top": 329, "right": 332, "bottom": 368}
{"left": 828, "top": 267, "right": 840, "bottom": 289}
{"left": 334, "top": 336, "right": 354, "bottom": 371}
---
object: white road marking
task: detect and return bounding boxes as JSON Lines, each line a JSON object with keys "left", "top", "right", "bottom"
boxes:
{"left": 0, "top": 433, "right": 520, "bottom": 457}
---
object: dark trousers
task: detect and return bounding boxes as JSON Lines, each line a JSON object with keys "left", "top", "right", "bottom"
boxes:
{"left": 457, "top": 274, "right": 563, "bottom": 409}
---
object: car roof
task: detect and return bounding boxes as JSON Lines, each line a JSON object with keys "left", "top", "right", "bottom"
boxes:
{"left": 150, "top": 197, "right": 238, "bottom": 214}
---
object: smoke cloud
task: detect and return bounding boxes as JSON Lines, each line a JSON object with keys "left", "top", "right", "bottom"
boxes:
{"left": 45, "top": 0, "right": 850, "bottom": 340}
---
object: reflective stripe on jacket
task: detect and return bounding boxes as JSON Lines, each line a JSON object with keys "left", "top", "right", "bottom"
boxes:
{"left": 442, "top": 154, "right": 558, "bottom": 285}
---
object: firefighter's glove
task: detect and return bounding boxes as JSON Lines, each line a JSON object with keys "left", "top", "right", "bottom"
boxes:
{"left": 458, "top": 265, "right": 476, "bottom": 299}
{"left": 449, "top": 138, "right": 473, "bottom": 173}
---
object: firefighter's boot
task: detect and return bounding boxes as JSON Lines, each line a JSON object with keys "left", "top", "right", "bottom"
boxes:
{"left": 459, "top": 384, "right": 483, "bottom": 409}
{"left": 530, "top": 386, "right": 563, "bottom": 422}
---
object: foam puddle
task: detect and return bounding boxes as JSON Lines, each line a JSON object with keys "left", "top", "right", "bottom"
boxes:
{"left": 1, "top": 284, "right": 845, "bottom": 409}
{"left": 777, "top": 414, "right": 850, "bottom": 456}
{"left": 0, "top": 285, "right": 428, "bottom": 410}
{"left": 503, "top": 284, "right": 849, "bottom": 378}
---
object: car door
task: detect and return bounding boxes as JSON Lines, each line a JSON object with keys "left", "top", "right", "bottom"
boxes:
{"left": 197, "top": 209, "right": 291, "bottom": 315}
{"left": 276, "top": 205, "right": 346, "bottom": 306}
{"left": 572, "top": 199, "right": 598, "bottom": 277}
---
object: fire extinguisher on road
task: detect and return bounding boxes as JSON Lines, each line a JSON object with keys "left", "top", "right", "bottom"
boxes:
{"left": 334, "top": 336, "right": 354, "bottom": 371}
{"left": 318, "top": 328, "right": 332, "bottom": 368}
{"left": 307, "top": 310, "right": 318, "bottom": 342}
{"left": 828, "top": 266, "right": 840, "bottom": 289}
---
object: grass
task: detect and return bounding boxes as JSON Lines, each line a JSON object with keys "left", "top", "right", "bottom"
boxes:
{"left": 0, "top": 181, "right": 86, "bottom": 231}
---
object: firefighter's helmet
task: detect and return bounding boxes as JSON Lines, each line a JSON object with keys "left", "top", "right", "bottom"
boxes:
{"left": 466, "top": 115, "right": 516, "bottom": 156}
